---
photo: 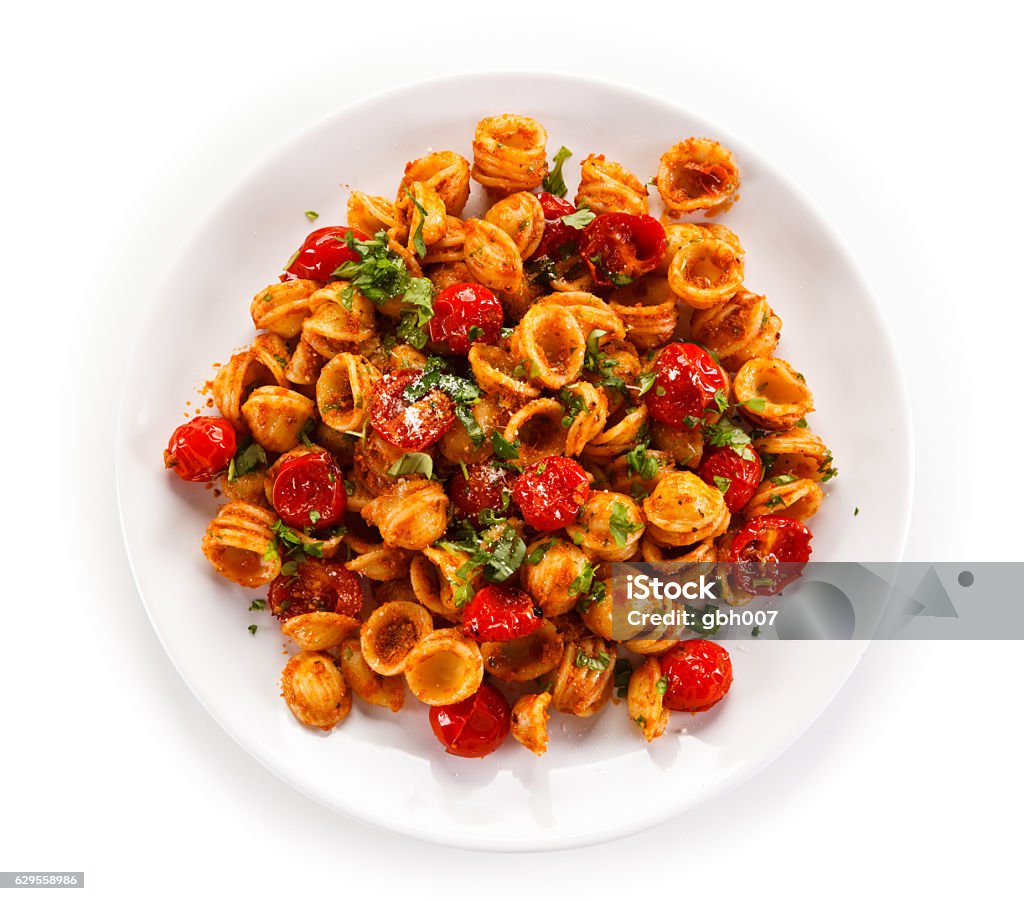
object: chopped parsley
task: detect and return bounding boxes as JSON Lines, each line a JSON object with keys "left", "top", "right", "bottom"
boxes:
{"left": 589, "top": 252, "right": 633, "bottom": 287}
{"left": 582, "top": 328, "right": 626, "bottom": 393}
{"left": 248, "top": 624, "right": 258, "bottom": 635}
{"left": 575, "top": 648, "right": 611, "bottom": 671}
{"left": 443, "top": 522, "right": 527, "bottom": 605}
{"left": 558, "top": 387, "right": 590, "bottom": 428}
{"left": 655, "top": 676, "right": 668, "bottom": 696}
{"left": 227, "top": 438, "right": 267, "bottom": 481}
{"left": 467, "top": 325, "right": 484, "bottom": 341}
{"left": 304, "top": 210, "right": 319, "bottom": 221}
{"left": 526, "top": 539, "right": 555, "bottom": 565}
{"left": 608, "top": 500, "right": 643, "bottom": 547}
{"left": 625, "top": 442, "right": 659, "bottom": 480}
{"left": 709, "top": 389, "right": 729, "bottom": 414}
{"left": 249, "top": 599, "right": 266, "bottom": 611}
{"left": 818, "top": 451, "right": 839, "bottom": 482}
{"left": 635, "top": 370, "right": 657, "bottom": 396}
{"left": 387, "top": 452, "right": 434, "bottom": 479}
{"left": 770, "top": 474, "right": 798, "bottom": 485}
{"left": 713, "top": 475, "right": 733, "bottom": 495}
{"left": 703, "top": 418, "right": 756, "bottom": 461}
{"left": 738, "top": 397, "right": 767, "bottom": 413}
{"left": 542, "top": 145, "right": 572, "bottom": 197}
{"left": 271, "top": 519, "right": 324, "bottom": 561}
{"left": 491, "top": 431, "right": 521, "bottom": 461}
{"left": 333, "top": 230, "right": 410, "bottom": 305}
{"left": 765, "top": 493, "right": 786, "bottom": 509}
{"left": 404, "top": 186, "right": 429, "bottom": 258}
{"left": 613, "top": 658, "right": 633, "bottom": 699}
{"left": 561, "top": 204, "right": 596, "bottom": 230}
{"left": 395, "top": 277, "right": 435, "bottom": 349}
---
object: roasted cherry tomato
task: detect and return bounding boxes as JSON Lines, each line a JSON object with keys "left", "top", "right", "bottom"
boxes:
{"left": 272, "top": 451, "right": 346, "bottom": 530}
{"left": 730, "top": 514, "right": 813, "bottom": 595}
{"left": 532, "top": 191, "right": 580, "bottom": 261}
{"left": 284, "top": 226, "right": 369, "bottom": 281}
{"left": 369, "top": 368, "right": 455, "bottom": 451}
{"left": 580, "top": 213, "right": 666, "bottom": 287}
{"left": 463, "top": 585, "right": 543, "bottom": 642}
{"left": 163, "top": 416, "right": 237, "bottom": 482}
{"left": 512, "top": 456, "right": 590, "bottom": 531}
{"left": 449, "top": 463, "right": 515, "bottom": 526}
{"left": 699, "top": 445, "right": 762, "bottom": 513}
{"left": 660, "top": 639, "right": 733, "bottom": 712}
{"left": 646, "top": 342, "right": 727, "bottom": 428}
{"left": 429, "top": 683, "right": 511, "bottom": 758}
{"left": 428, "top": 282, "right": 504, "bottom": 354}
{"left": 267, "top": 557, "right": 363, "bottom": 621}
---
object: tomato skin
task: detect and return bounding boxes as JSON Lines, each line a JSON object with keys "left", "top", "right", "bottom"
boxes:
{"left": 284, "top": 226, "right": 369, "bottom": 281}
{"left": 463, "top": 585, "right": 543, "bottom": 642}
{"left": 646, "top": 342, "right": 727, "bottom": 427}
{"left": 512, "top": 456, "right": 591, "bottom": 531}
{"left": 730, "top": 514, "right": 813, "bottom": 595}
{"left": 163, "top": 416, "right": 237, "bottom": 482}
{"left": 429, "top": 683, "right": 511, "bottom": 758}
{"left": 699, "top": 446, "right": 762, "bottom": 513}
{"left": 532, "top": 191, "right": 580, "bottom": 261}
{"left": 580, "top": 213, "right": 666, "bottom": 286}
{"left": 427, "top": 282, "right": 504, "bottom": 354}
{"left": 660, "top": 639, "right": 733, "bottom": 712}
{"left": 449, "top": 463, "right": 514, "bottom": 526}
{"left": 369, "top": 368, "right": 456, "bottom": 451}
{"left": 272, "top": 451, "right": 347, "bottom": 530}
{"left": 267, "top": 558, "right": 363, "bottom": 621}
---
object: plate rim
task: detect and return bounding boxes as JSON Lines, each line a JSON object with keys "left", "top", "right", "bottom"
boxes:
{"left": 115, "top": 70, "right": 914, "bottom": 851}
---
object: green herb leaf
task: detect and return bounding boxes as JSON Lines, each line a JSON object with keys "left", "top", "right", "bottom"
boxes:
{"left": 561, "top": 205, "right": 596, "bottom": 229}
{"left": 608, "top": 500, "right": 643, "bottom": 547}
{"left": 703, "top": 418, "right": 756, "bottom": 461}
{"left": 613, "top": 658, "right": 633, "bottom": 699}
{"left": 248, "top": 624, "right": 258, "bottom": 635}
{"left": 249, "top": 598, "right": 266, "bottom": 611}
{"left": 334, "top": 230, "right": 410, "bottom": 304}
{"left": 655, "top": 676, "right": 668, "bottom": 695}
{"left": 542, "top": 146, "right": 572, "bottom": 197}
{"left": 575, "top": 648, "right": 611, "bottom": 671}
{"left": 769, "top": 474, "right": 798, "bottom": 485}
{"left": 713, "top": 475, "right": 733, "bottom": 494}
{"left": 738, "top": 397, "right": 767, "bottom": 413}
{"left": 526, "top": 539, "right": 555, "bottom": 566}
{"left": 635, "top": 370, "right": 657, "bottom": 396}
{"left": 387, "top": 452, "right": 434, "bottom": 479}
{"left": 304, "top": 210, "right": 319, "bottom": 221}
{"left": 404, "top": 186, "right": 429, "bottom": 258}
{"left": 491, "top": 431, "right": 521, "bottom": 460}
{"left": 227, "top": 438, "right": 267, "bottom": 481}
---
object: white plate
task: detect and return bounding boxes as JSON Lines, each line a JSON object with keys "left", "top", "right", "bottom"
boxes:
{"left": 116, "top": 73, "right": 913, "bottom": 851}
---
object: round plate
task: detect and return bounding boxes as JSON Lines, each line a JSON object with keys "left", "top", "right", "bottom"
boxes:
{"left": 116, "top": 73, "right": 912, "bottom": 851}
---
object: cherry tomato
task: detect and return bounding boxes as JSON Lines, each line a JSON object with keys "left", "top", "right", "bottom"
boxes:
{"left": 428, "top": 282, "right": 504, "bottom": 354}
{"left": 580, "top": 213, "right": 666, "bottom": 287}
{"left": 272, "top": 451, "right": 346, "bottom": 530}
{"left": 646, "top": 342, "right": 727, "bottom": 428}
{"left": 512, "top": 456, "right": 590, "bottom": 531}
{"left": 284, "top": 226, "right": 369, "bottom": 281}
{"left": 532, "top": 191, "right": 580, "bottom": 261}
{"left": 730, "top": 514, "right": 813, "bottom": 595}
{"left": 660, "top": 639, "right": 733, "bottom": 712}
{"left": 163, "top": 416, "right": 237, "bottom": 482}
{"left": 369, "top": 368, "right": 455, "bottom": 451}
{"left": 429, "top": 683, "right": 511, "bottom": 758}
{"left": 463, "top": 585, "right": 543, "bottom": 642}
{"left": 267, "top": 557, "right": 363, "bottom": 621}
{"left": 699, "top": 445, "right": 762, "bottom": 513}
{"left": 449, "top": 463, "right": 515, "bottom": 526}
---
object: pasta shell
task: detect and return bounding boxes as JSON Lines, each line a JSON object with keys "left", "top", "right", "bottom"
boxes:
{"left": 347, "top": 192, "right": 403, "bottom": 235}
{"left": 463, "top": 218, "right": 524, "bottom": 294}
{"left": 471, "top": 115, "right": 548, "bottom": 196}
{"left": 642, "top": 471, "right": 730, "bottom": 546}
{"left": 753, "top": 428, "right": 835, "bottom": 482}
{"left": 213, "top": 346, "right": 286, "bottom": 433}
{"left": 437, "top": 395, "right": 507, "bottom": 465}
{"left": 481, "top": 619, "right": 564, "bottom": 682}
{"left": 575, "top": 154, "right": 649, "bottom": 215}
{"left": 503, "top": 398, "right": 569, "bottom": 465}
{"left": 510, "top": 692, "right": 552, "bottom": 756}
{"left": 668, "top": 233, "right": 745, "bottom": 309}
{"left": 405, "top": 181, "right": 447, "bottom": 252}
{"left": 690, "top": 288, "right": 782, "bottom": 371}
{"left": 397, "top": 150, "right": 471, "bottom": 217}
{"left": 650, "top": 420, "right": 704, "bottom": 469}
{"left": 565, "top": 490, "right": 644, "bottom": 561}
{"left": 484, "top": 191, "right": 545, "bottom": 258}
{"left": 361, "top": 480, "right": 449, "bottom": 551}
{"left": 511, "top": 303, "right": 587, "bottom": 389}
{"left": 539, "top": 292, "right": 627, "bottom": 340}
{"left": 561, "top": 381, "right": 609, "bottom": 457}
{"left": 468, "top": 344, "right": 541, "bottom": 401}
{"left": 315, "top": 352, "right": 378, "bottom": 433}
{"left": 550, "top": 634, "right": 616, "bottom": 717}
{"left": 627, "top": 657, "right": 671, "bottom": 742}
{"left": 280, "top": 651, "right": 350, "bottom": 732}
{"left": 281, "top": 612, "right": 361, "bottom": 651}
{"left": 201, "top": 501, "right": 281, "bottom": 588}
{"left": 523, "top": 538, "right": 593, "bottom": 617}
{"left": 656, "top": 138, "right": 740, "bottom": 215}
{"left": 733, "top": 358, "right": 814, "bottom": 429}
{"left": 582, "top": 404, "right": 649, "bottom": 464}
{"left": 609, "top": 277, "right": 679, "bottom": 350}
{"left": 421, "top": 216, "right": 465, "bottom": 265}
{"left": 743, "top": 477, "right": 824, "bottom": 521}
{"left": 301, "top": 283, "right": 377, "bottom": 357}
{"left": 250, "top": 279, "right": 322, "bottom": 338}
{"left": 241, "top": 386, "right": 315, "bottom": 453}
{"left": 359, "top": 600, "right": 434, "bottom": 676}
{"left": 403, "top": 628, "right": 484, "bottom": 706}
{"left": 338, "top": 638, "right": 405, "bottom": 712}
{"left": 345, "top": 543, "right": 414, "bottom": 582}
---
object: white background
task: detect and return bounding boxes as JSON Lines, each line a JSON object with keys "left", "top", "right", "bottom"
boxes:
{"left": 2, "top": 0, "right": 1022, "bottom": 897}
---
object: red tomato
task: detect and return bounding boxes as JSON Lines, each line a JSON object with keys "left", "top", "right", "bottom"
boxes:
{"left": 730, "top": 514, "right": 813, "bottom": 595}
{"left": 580, "top": 213, "right": 666, "bottom": 286}
{"left": 699, "top": 445, "right": 762, "bottom": 513}
{"left": 449, "top": 463, "right": 515, "bottom": 526}
{"left": 660, "top": 639, "right": 733, "bottom": 712}
{"left": 463, "top": 585, "right": 543, "bottom": 642}
{"left": 284, "top": 226, "right": 369, "bottom": 281}
{"left": 646, "top": 342, "right": 727, "bottom": 427}
{"left": 512, "top": 456, "right": 590, "bottom": 531}
{"left": 163, "top": 416, "right": 237, "bottom": 482}
{"left": 272, "top": 451, "right": 346, "bottom": 530}
{"left": 428, "top": 282, "right": 504, "bottom": 354}
{"left": 429, "top": 683, "right": 511, "bottom": 758}
{"left": 369, "top": 368, "right": 455, "bottom": 451}
{"left": 532, "top": 191, "right": 580, "bottom": 260}
{"left": 267, "top": 557, "right": 363, "bottom": 621}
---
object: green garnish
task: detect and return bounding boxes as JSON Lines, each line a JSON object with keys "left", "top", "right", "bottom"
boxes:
{"left": 576, "top": 649, "right": 611, "bottom": 671}
{"left": 542, "top": 146, "right": 572, "bottom": 197}
{"left": 387, "top": 452, "right": 434, "bottom": 479}
{"left": 608, "top": 500, "right": 643, "bottom": 547}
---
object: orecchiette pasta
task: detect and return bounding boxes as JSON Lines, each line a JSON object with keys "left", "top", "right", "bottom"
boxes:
{"left": 656, "top": 137, "right": 740, "bottom": 215}
{"left": 510, "top": 692, "right": 552, "bottom": 756}
{"left": 280, "top": 651, "right": 351, "bottom": 732}
{"left": 169, "top": 115, "right": 834, "bottom": 756}
{"left": 733, "top": 358, "right": 815, "bottom": 429}
{"left": 471, "top": 114, "right": 548, "bottom": 195}
{"left": 403, "top": 628, "right": 484, "bottom": 706}
{"left": 575, "top": 153, "right": 649, "bottom": 215}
